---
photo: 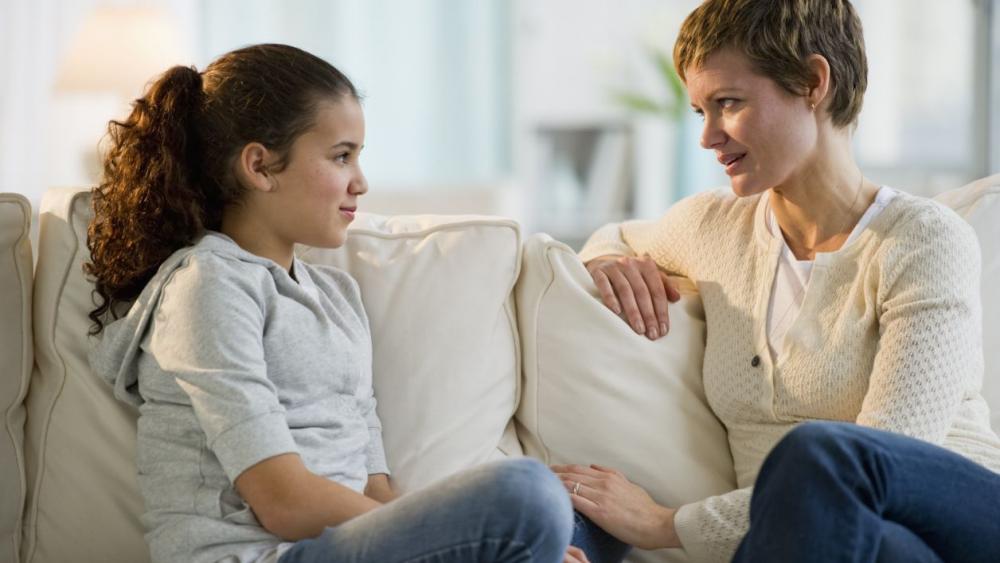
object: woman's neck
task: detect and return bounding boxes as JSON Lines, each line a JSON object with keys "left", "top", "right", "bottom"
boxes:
{"left": 769, "top": 140, "right": 877, "bottom": 260}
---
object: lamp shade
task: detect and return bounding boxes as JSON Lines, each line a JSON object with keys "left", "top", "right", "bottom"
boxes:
{"left": 54, "top": 6, "right": 188, "bottom": 101}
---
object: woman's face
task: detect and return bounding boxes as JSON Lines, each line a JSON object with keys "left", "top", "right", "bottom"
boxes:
{"left": 267, "top": 96, "right": 368, "bottom": 249}
{"left": 686, "top": 48, "right": 817, "bottom": 197}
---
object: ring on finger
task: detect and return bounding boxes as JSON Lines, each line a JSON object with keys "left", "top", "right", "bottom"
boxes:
{"left": 572, "top": 481, "right": 581, "bottom": 495}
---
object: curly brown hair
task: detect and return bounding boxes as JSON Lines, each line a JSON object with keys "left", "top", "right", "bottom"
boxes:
{"left": 85, "top": 44, "right": 359, "bottom": 334}
{"left": 673, "top": 0, "right": 868, "bottom": 128}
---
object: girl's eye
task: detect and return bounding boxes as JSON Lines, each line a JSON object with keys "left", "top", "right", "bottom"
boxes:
{"left": 333, "top": 153, "right": 350, "bottom": 164}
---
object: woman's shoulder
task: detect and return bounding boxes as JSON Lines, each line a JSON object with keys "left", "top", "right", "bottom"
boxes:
{"left": 873, "top": 190, "right": 980, "bottom": 280}
{"left": 879, "top": 191, "right": 978, "bottom": 246}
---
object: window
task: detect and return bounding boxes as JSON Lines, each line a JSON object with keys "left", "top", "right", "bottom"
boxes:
{"left": 853, "top": 0, "right": 988, "bottom": 196}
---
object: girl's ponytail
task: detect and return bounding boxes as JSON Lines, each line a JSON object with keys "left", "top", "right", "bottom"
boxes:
{"left": 86, "top": 65, "right": 210, "bottom": 334}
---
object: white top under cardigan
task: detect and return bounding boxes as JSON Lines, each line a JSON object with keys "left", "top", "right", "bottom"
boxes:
{"left": 580, "top": 188, "right": 1000, "bottom": 562}
{"left": 766, "top": 186, "right": 898, "bottom": 357}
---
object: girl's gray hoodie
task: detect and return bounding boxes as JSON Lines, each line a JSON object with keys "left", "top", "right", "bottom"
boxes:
{"left": 89, "top": 232, "right": 388, "bottom": 563}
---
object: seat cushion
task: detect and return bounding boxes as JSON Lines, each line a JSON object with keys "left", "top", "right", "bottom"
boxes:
{"left": 21, "top": 187, "right": 523, "bottom": 563}
{"left": 0, "top": 193, "right": 32, "bottom": 563}
{"left": 298, "top": 213, "right": 524, "bottom": 492}
{"left": 514, "top": 233, "right": 736, "bottom": 563}
{"left": 934, "top": 174, "right": 1000, "bottom": 433}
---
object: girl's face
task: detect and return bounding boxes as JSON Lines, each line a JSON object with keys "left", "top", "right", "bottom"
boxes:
{"left": 686, "top": 48, "right": 818, "bottom": 198}
{"left": 267, "top": 96, "right": 368, "bottom": 249}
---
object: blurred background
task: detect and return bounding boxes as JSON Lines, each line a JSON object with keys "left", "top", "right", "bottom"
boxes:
{"left": 2, "top": 0, "right": 997, "bottom": 249}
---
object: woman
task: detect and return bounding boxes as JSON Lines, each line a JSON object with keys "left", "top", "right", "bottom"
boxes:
{"left": 86, "top": 44, "right": 590, "bottom": 563}
{"left": 561, "top": 0, "right": 1000, "bottom": 561}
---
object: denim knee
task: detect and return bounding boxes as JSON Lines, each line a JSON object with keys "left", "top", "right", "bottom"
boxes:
{"left": 759, "top": 422, "right": 862, "bottom": 483}
{"left": 772, "top": 422, "right": 853, "bottom": 462}
{"left": 483, "top": 458, "right": 574, "bottom": 540}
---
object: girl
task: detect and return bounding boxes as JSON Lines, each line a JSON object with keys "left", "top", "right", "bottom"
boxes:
{"left": 86, "top": 44, "right": 588, "bottom": 563}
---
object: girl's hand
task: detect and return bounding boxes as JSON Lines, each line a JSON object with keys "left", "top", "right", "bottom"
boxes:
{"left": 564, "top": 545, "right": 591, "bottom": 563}
{"left": 585, "top": 255, "right": 680, "bottom": 340}
{"left": 363, "top": 473, "right": 397, "bottom": 503}
{"left": 552, "top": 464, "right": 681, "bottom": 550}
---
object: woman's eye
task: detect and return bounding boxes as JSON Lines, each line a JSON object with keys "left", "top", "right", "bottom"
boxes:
{"left": 693, "top": 109, "right": 705, "bottom": 121}
{"left": 333, "top": 153, "right": 350, "bottom": 164}
{"left": 719, "top": 98, "right": 738, "bottom": 109}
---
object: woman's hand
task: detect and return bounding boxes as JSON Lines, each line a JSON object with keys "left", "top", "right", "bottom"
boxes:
{"left": 552, "top": 464, "right": 681, "bottom": 550}
{"left": 564, "top": 545, "right": 591, "bottom": 563}
{"left": 585, "top": 255, "right": 680, "bottom": 340}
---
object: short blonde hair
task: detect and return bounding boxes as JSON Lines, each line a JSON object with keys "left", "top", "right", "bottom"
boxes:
{"left": 674, "top": 0, "right": 868, "bottom": 128}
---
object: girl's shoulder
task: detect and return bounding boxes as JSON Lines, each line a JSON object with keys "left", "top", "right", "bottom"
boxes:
{"left": 156, "top": 236, "right": 273, "bottom": 304}
{"left": 296, "top": 261, "right": 367, "bottom": 318}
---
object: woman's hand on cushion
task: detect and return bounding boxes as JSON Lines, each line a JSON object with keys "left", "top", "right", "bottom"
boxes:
{"left": 552, "top": 463, "right": 681, "bottom": 550}
{"left": 585, "top": 255, "right": 680, "bottom": 340}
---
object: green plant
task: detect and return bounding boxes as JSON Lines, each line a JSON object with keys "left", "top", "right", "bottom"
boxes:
{"left": 612, "top": 48, "right": 687, "bottom": 121}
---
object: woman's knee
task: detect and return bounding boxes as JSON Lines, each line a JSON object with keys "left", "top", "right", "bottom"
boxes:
{"left": 772, "top": 422, "right": 855, "bottom": 461}
{"left": 760, "top": 422, "right": 864, "bottom": 483}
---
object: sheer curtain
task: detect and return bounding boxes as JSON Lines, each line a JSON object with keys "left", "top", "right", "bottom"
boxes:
{"left": 198, "top": 0, "right": 512, "bottom": 189}
{"left": 0, "top": 0, "right": 93, "bottom": 206}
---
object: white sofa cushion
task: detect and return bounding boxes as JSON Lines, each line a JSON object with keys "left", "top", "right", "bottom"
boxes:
{"left": 298, "top": 213, "right": 524, "bottom": 492}
{"left": 21, "top": 187, "right": 524, "bottom": 563}
{"left": 514, "top": 233, "right": 736, "bottom": 563}
{"left": 0, "top": 193, "right": 32, "bottom": 563}
{"left": 934, "top": 174, "right": 1000, "bottom": 433}
{"left": 22, "top": 188, "right": 147, "bottom": 563}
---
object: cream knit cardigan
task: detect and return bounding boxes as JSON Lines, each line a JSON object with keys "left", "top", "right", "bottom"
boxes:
{"left": 579, "top": 188, "right": 1000, "bottom": 562}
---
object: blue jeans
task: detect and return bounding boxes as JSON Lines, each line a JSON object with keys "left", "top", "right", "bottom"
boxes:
{"left": 733, "top": 422, "right": 1000, "bottom": 563}
{"left": 278, "top": 458, "right": 573, "bottom": 563}
{"left": 571, "top": 512, "right": 631, "bottom": 563}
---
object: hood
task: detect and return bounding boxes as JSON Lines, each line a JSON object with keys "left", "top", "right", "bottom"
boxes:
{"left": 88, "top": 232, "right": 278, "bottom": 407}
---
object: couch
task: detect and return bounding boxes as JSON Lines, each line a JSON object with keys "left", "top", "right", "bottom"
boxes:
{"left": 1, "top": 176, "right": 998, "bottom": 563}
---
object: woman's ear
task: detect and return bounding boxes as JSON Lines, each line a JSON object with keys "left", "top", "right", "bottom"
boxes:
{"left": 233, "top": 142, "right": 277, "bottom": 193}
{"left": 805, "top": 53, "right": 832, "bottom": 111}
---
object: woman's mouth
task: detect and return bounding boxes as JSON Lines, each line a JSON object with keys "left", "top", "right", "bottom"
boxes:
{"left": 719, "top": 152, "right": 747, "bottom": 175}
{"left": 340, "top": 207, "right": 356, "bottom": 220}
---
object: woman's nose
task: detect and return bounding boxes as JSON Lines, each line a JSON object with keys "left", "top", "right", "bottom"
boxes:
{"left": 700, "top": 115, "right": 727, "bottom": 150}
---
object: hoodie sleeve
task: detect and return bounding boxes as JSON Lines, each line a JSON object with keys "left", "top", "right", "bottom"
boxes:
{"left": 146, "top": 253, "right": 298, "bottom": 482}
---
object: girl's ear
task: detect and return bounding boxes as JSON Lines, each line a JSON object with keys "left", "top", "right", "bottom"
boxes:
{"left": 805, "top": 53, "right": 832, "bottom": 112}
{"left": 233, "top": 142, "right": 277, "bottom": 193}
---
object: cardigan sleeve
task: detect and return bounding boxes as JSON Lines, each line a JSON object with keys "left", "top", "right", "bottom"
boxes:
{"left": 578, "top": 221, "right": 640, "bottom": 262}
{"left": 674, "top": 486, "right": 752, "bottom": 562}
{"left": 578, "top": 191, "right": 720, "bottom": 277}
{"left": 857, "top": 205, "right": 984, "bottom": 443}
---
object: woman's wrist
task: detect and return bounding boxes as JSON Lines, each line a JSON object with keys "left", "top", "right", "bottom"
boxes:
{"left": 648, "top": 505, "right": 682, "bottom": 549}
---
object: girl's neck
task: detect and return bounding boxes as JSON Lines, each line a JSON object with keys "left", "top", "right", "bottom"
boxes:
{"left": 220, "top": 206, "right": 295, "bottom": 273}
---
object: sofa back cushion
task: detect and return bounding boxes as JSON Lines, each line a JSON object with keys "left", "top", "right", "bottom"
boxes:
{"left": 21, "top": 188, "right": 147, "bottom": 563}
{"left": 934, "top": 174, "right": 1000, "bottom": 433}
{"left": 514, "top": 234, "right": 736, "bottom": 563}
{"left": 21, "top": 187, "right": 523, "bottom": 563}
{"left": 0, "top": 193, "right": 32, "bottom": 563}
{"left": 297, "top": 213, "right": 524, "bottom": 491}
